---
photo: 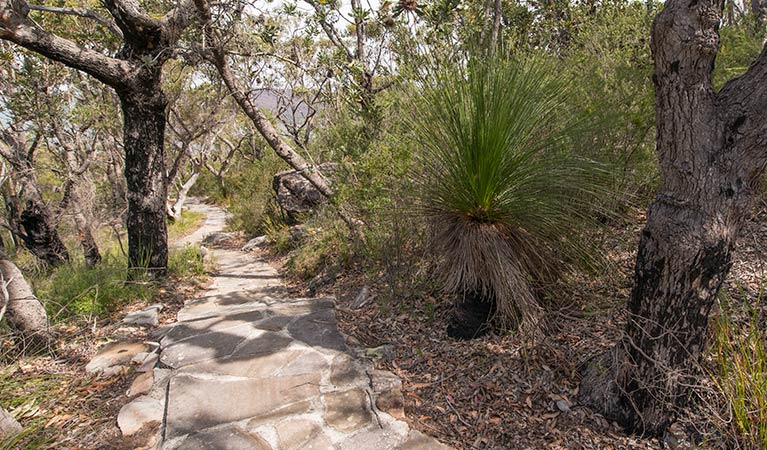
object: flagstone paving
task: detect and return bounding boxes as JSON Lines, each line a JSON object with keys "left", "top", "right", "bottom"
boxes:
{"left": 118, "top": 199, "right": 451, "bottom": 450}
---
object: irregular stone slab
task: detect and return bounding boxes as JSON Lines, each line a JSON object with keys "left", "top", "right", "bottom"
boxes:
{"left": 137, "top": 352, "right": 159, "bottom": 372}
{"left": 160, "top": 323, "right": 256, "bottom": 368}
{"left": 0, "top": 406, "right": 22, "bottom": 439}
{"left": 245, "top": 400, "right": 314, "bottom": 429}
{"left": 123, "top": 304, "right": 163, "bottom": 327}
{"left": 118, "top": 395, "right": 164, "bottom": 436}
{"left": 177, "top": 292, "right": 277, "bottom": 322}
{"left": 275, "top": 418, "right": 333, "bottom": 450}
{"left": 180, "top": 349, "right": 302, "bottom": 378}
{"left": 399, "top": 430, "right": 453, "bottom": 450}
{"left": 202, "top": 232, "right": 235, "bottom": 247}
{"left": 288, "top": 309, "right": 347, "bottom": 353}
{"left": 253, "top": 314, "right": 293, "bottom": 332}
{"left": 278, "top": 349, "right": 329, "bottom": 377}
{"left": 165, "top": 373, "right": 320, "bottom": 438}
{"left": 269, "top": 297, "right": 335, "bottom": 316}
{"left": 169, "top": 425, "right": 272, "bottom": 450}
{"left": 160, "top": 310, "right": 266, "bottom": 347}
{"left": 86, "top": 340, "right": 149, "bottom": 374}
{"left": 330, "top": 354, "right": 369, "bottom": 388}
{"left": 128, "top": 371, "right": 155, "bottom": 398}
{"left": 370, "top": 370, "right": 405, "bottom": 420}
{"left": 335, "top": 424, "right": 409, "bottom": 450}
{"left": 323, "top": 389, "right": 372, "bottom": 433}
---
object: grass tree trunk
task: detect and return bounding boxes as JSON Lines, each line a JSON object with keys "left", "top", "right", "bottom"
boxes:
{"left": 0, "top": 250, "right": 50, "bottom": 350}
{"left": 580, "top": 0, "right": 767, "bottom": 436}
{"left": 120, "top": 81, "right": 168, "bottom": 276}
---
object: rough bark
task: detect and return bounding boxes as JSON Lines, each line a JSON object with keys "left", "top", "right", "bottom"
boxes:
{"left": 120, "top": 83, "right": 168, "bottom": 276}
{"left": 0, "top": 129, "right": 70, "bottom": 266}
{"left": 752, "top": 0, "right": 767, "bottom": 30}
{"left": 69, "top": 189, "right": 102, "bottom": 267}
{"left": 57, "top": 137, "right": 102, "bottom": 267}
{"left": 580, "top": 0, "right": 767, "bottom": 436}
{"left": 4, "top": 169, "right": 69, "bottom": 267}
{"left": 0, "top": 250, "right": 51, "bottom": 350}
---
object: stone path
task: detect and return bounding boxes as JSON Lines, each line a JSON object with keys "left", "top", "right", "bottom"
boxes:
{"left": 119, "top": 198, "right": 451, "bottom": 450}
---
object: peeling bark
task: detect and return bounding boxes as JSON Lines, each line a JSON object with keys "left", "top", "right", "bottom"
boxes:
{"left": 580, "top": 0, "right": 767, "bottom": 436}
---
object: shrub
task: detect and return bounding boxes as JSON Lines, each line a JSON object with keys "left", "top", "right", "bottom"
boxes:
{"left": 409, "top": 51, "right": 616, "bottom": 333}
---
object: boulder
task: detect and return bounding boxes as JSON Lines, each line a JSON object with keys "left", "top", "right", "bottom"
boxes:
{"left": 123, "top": 304, "right": 162, "bottom": 327}
{"left": 273, "top": 163, "right": 338, "bottom": 216}
{"left": 242, "top": 236, "right": 268, "bottom": 252}
{"left": 117, "top": 395, "right": 164, "bottom": 436}
{"left": 202, "top": 232, "right": 235, "bottom": 247}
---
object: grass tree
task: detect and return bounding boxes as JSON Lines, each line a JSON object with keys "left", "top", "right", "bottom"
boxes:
{"left": 411, "top": 53, "right": 612, "bottom": 339}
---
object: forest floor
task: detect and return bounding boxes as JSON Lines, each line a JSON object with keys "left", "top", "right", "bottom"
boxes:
{"left": 286, "top": 200, "right": 767, "bottom": 450}
{"left": 1, "top": 199, "right": 764, "bottom": 449}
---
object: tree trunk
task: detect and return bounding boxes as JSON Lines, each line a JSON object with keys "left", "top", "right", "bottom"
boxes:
{"left": 119, "top": 79, "right": 168, "bottom": 277}
{"left": 580, "top": 0, "right": 767, "bottom": 436}
{"left": 8, "top": 169, "right": 70, "bottom": 267}
{"left": 106, "top": 145, "right": 128, "bottom": 214}
{"left": 168, "top": 170, "right": 199, "bottom": 221}
{"left": 0, "top": 250, "right": 51, "bottom": 350}
{"left": 71, "top": 191, "right": 102, "bottom": 267}
{"left": 752, "top": 0, "right": 766, "bottom": 31}
{"left": 60, "top": 149, "right": 102, "bottom": 267}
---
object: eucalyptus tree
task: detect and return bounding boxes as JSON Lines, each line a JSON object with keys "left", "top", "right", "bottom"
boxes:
{"left": 0, "top": 54, "right": 70, "bottom": 266}
{"left": 580, "top": 0, "right": 767, "bottom": 436}
{"left": 194, "top": 0, "right": 363, "bottom": 232}
{"left": 302, "top": 0, "right": 397, "bottom": 119}
{"left": 0, "top": 0, "right": 197, "bottom": 275}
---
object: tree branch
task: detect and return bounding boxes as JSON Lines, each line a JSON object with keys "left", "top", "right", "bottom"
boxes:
{"left": 303, "top": 0, "right": 353, "bottom": 62}
{"left": 102, "top": 0, "right": 161, "bottom": 45}
{"left": 717, "top": 43, "right": 767, "bottom": 167}
{"left": 0, "top": 0, "right": 133, "bottom": 87}
{"left": 26, "top": 4, "right": 123, "bottom": 38}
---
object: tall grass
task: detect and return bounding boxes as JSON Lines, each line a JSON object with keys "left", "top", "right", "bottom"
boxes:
{"left": 32, "top": 212, "right": 208, "bottom": 321}
{"left": 410, "top": 51, "right": 615, "bottom": 330}
{"left": 712, "top": 292, "right": 767, "bottom": 449}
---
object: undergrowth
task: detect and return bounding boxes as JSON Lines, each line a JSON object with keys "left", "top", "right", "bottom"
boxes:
{"left": 26, "top": 211, "right": 207, "bottom": 321}
{"left": 711, "top": 291, "right": 767, "bottom": 449}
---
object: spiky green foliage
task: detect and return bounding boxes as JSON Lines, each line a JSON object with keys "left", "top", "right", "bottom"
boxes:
{"left": 712, "top": 292, "right": 767, "bottom": 449}
{"left": 411, "top": 53, "right": 613, "bottom": 330}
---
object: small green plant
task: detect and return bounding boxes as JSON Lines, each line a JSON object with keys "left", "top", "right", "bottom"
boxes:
{"left": 169, "top": 245, "right": 207, "bottom": 278}
{"left": 410, "top": 51, "right": 615, "bottom": 332}
{"left": 712, "top": 291, "right": 767, "bottom": 449}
